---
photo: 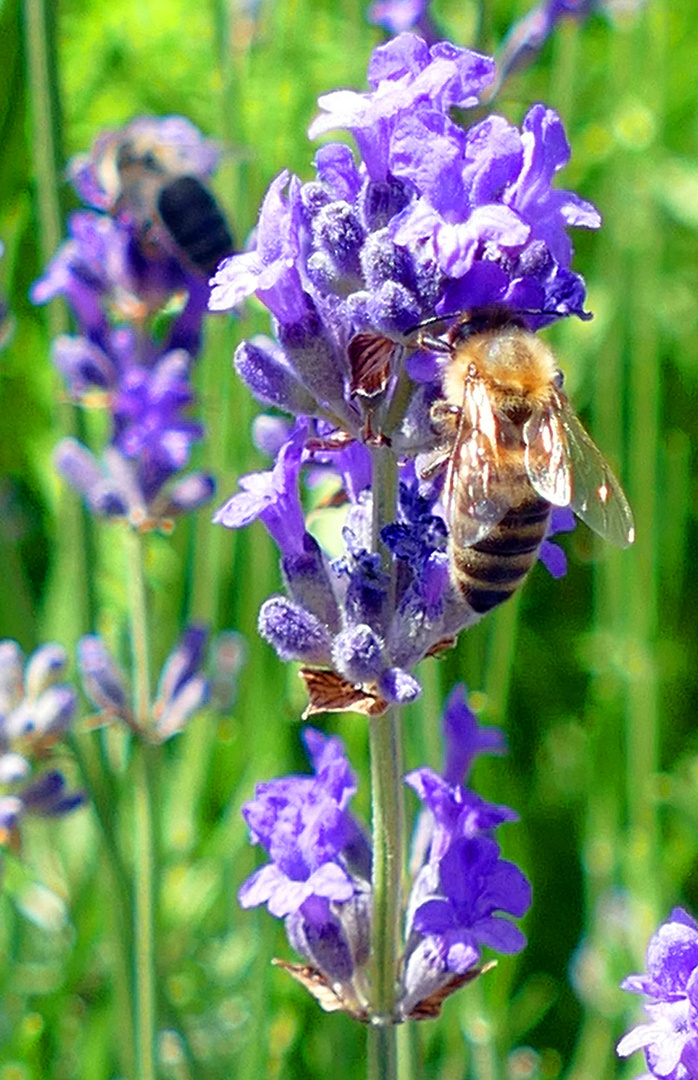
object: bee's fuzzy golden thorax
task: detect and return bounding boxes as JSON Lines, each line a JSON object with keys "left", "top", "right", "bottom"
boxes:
{"left": 444, "top": 330, "right": 558, "bottom": 418}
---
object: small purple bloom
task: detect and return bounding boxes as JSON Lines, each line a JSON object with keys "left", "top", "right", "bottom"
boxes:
{"left": 618, "top": 908, "right": 698, "bottom": 1080}
{"left": 368, "top": 0, "right": 435, "bottom": 40}
{"left": 79, "top": 629, "right": 210, "bottom": 741}
{"left": 214, "top": 421, "right": 307, "bottom": 556}
{"left": 55, "top": 435, "right": 214, "bottom": 530}
{"left": 540, "top": 506, "right": 576, "bottom": 578}
{"left": 210, "top": 171, "right": 306, "bottom": 322}
{"left": 152, "top": 626, "right": 209, "bottom": 739}
{"left": 0, "top": 641, "right": 85, "bottom": 851}
{"left": 239, "top": 728, "right": 369, "bottom": 919}
{"left": 397, "top": 685, "right": 529, "bottom": 1017}
{"left": 0, "top": 642, "right": 77, "bottom": 749}
{"left": 440, "top": 684, "right": 506, "bottom": 785}
{"left": 78, "top": 635, "right": 133, "bottom": 724}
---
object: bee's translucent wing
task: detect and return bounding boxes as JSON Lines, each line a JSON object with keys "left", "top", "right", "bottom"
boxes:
{"left": 524, "top": 390, "right": 635, "bottom": 548}
{"left": 444, "top": 377, "right": 512, "bottom": 547}
{"left": 523, "top": 401, "right": 572, "bottom": 507}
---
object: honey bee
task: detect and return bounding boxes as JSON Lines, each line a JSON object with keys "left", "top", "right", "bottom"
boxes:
{"left": 88, "top": 122, "right": 234, "bottom": 276}
{"left": 425, "top": 311, "right": 635, "bottom": 613}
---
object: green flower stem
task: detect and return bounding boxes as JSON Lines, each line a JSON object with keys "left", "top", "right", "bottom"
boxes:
{"left": 23, "top": 0, "right": 95, "bottom": 648}
{"left": 370, "top": 440, "right": 399, "bottom": 578}
{"left": 133, "top": 743, "right": 158, "bottom": 1080}
{"left": 125, "top": 527, "right": 153, "bottom": 730}
{"left": 124, "top": 526, "right": 158, "bottom": 1080}
{"left": 21, "top": 0, "right": 66, "bottom": 336}
{"left": 367, "top": 438, "right": 403, "bottom": 1079}
{"left": 368, "top": 707, "right": 403, "bottom": 1026}
{"left": 367, "top": 1020, "right": 398, "bottom": 1080}
{"left": 70, "top": 730, "right": 137, "bottom": 1080}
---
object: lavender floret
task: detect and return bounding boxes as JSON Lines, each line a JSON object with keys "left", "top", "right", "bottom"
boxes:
{"left": 617, "top": 907, "right": 698, "bottom": 1080}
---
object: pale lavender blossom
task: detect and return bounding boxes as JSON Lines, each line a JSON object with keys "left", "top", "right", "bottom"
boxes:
{"left": 0, "top": 641, "right": 85, "bottom": 853}
{"left": 618, "top": 907, "right": 698, "bottom": 1080}
{"left": 31, "top": 116, "right": 231, "bottom": 527}
{"left": 494, "top": 0, "right": 646, "bottom": 96}
{"left": 368, "top": 0, "right": 434, "bottom": 38}
{"left": 78, "top": 628, "right": 210, "bottom": 740}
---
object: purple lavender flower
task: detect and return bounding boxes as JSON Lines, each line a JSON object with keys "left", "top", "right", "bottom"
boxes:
{"left": 217, "top": 421, "right": 472, "bottom": 705}
{"left": 494, "top": 0, "right": 649, "bottom": 98}
{"left": 617, "top": 907, "right": 698, "bottom": 1080}
{"left": 240, "top": 687, "right": 528, "bottom": 1019}
{"left": 78, "top": 628, "right": 210, "bottom": 740}
{"left": 239, "top": 727, "right": 372, "bottom": 1010}
{"left": 212, "top": 33, "right": 597, "bottom": 381}
{"left": 32, "top": 117, "right": 230, "bottom": 527}
{"left": 368, "top": 0, "right": 437, "bottom": 43}
{"left": 239, "top": 728, "right": 370, "bottom": 916}
{"left": 0, "top": 641, "right": 77, "bottom": 749}
{"left": 0, "top": 641, "right": 85, "bottom": 853}
{"left": 211, "top": 34, "right": 599, "bottom": 710}
{"left": 397, "top": 683, "right": 530, "bottom": 1017}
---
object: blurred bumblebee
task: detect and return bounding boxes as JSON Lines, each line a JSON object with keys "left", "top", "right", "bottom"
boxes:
{"left": 92, "top": 124, "right": 234, "bottom": 277}
{"left": 423, "top": 310, "right": 635, "bottom": 613}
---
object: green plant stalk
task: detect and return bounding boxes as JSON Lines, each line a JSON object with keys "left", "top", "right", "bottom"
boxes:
{"left": 125, "top": 527, "right": 158, "bottom": 1080}
{"left": 367, "top": 440, "right": 402, "bottom": 1079}
{"left": 368, "top": 707, "right": 403, "bottom": 1025}
{"left": 22, "top": 0, "right": 94, "bottom": 648}
{"left": 367, "top": 1021, "right": 399, "bottom": 1080}
{"left": 621, "top": 4, "right": 665, "bottom": 958}
{"left": 21, "top": 0, "right": 65, "bottom": 336}
{"left": 70, "top": 730, "right": 137, "bottom": 1080}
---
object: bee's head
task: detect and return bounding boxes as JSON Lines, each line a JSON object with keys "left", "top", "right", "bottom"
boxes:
{"left": 448, "top": 306, "right": 527, "bottom": 346}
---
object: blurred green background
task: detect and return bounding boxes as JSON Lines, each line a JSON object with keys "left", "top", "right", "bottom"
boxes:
{"left": 0, "top": 0, "right": 696, "bottom": 1076}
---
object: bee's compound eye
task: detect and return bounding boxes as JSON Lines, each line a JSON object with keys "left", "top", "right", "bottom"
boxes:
{"left": 554, "top": 369, "right": 564, "bottom": 389}
{"left": 117, "top": 143, "right": 137, "bottom": 168}
{"left": 141, "top": 150, "right": 160, "bottom": 171}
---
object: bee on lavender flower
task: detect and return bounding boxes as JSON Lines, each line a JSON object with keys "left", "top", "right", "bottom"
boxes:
{"left": 95, "top": 130, "right": 234, "bottom": 277}
{"left": 422, "top": 310, "right": 635, "bottom": 613}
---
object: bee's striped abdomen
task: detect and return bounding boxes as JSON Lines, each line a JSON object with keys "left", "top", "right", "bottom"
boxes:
{"left": 451, "top": 497, "right": 551, "bottom": 613}
{"left": 158, "top": 176, "right": 234, "bottom": 275}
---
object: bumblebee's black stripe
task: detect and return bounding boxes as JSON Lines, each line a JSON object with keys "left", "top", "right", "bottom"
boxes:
{"left": 158, "top": 176, "right": 234, "bottom": 274}
{"left": 453, "top": 497, "right": 551, "bottom": 613}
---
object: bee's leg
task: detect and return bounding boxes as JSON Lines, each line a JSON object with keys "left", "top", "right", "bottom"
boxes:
{"left": 305, "top": 431, "right": 356, "bottom": 452}
{"left": 430, "top": 400, "right": 461, "bottom": 435}
{"left": 419, "top": 447, "right": 451, "bottom": 480}
{"left": 415, "top": 330, "right": 453, "bottom": 355}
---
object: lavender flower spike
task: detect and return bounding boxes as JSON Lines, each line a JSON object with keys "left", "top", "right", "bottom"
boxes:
{"left": 33, "top": 116, "right": 226, "bottom": 531}
{"left": 398, "top": 684, "right": 529, "bottom": 1019}
{"left": 212, "top": 33, "right": 601, "bottom": 712}
{"left": 239, "top": 728, "right": 372, "bottom": 1015}
{"left": 0, "top": 641, "right": 85, "bottom": 853}
{"left": 618, "top": 907, "right": 698, "bottom": 1080}
{"left": 78, "top": 628, "right": 210, "bottom": 740}
{"left": 240, "top": 693, "right": 529, "bottom": 1021}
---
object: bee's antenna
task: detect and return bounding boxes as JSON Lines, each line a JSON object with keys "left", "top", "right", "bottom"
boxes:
{"left": 407, "top": 305, "right": 587, "bottom": 338}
